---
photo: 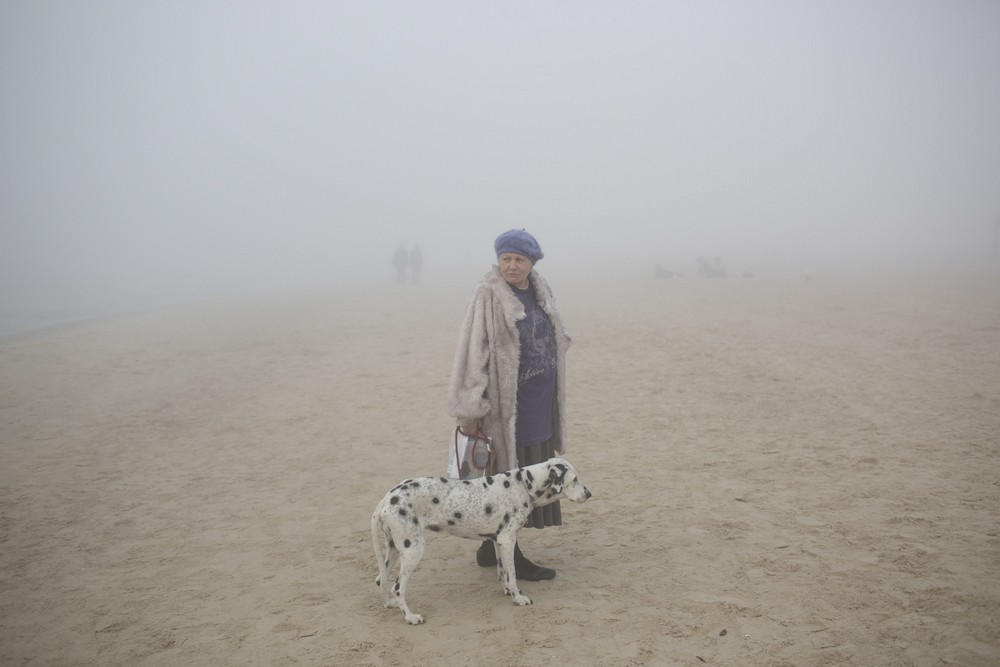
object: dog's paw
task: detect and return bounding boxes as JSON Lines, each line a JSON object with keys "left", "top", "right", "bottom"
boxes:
{"left": 405, "top": 612, "right": 425, "bottom": 625}
{"left": 513, "top": 594, "right": 532, "bottom": 606}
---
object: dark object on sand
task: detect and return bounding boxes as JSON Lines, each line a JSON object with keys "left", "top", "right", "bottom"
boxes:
{"left": 654, "top": 265, "right": 684, "bottom": 279}
{"left": 697, "top": 256, "right": 728, "bottom": 278}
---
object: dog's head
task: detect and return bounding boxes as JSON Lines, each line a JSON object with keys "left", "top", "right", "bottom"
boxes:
{"left": 541, "top": 458, "right": 591, "bottom": 504}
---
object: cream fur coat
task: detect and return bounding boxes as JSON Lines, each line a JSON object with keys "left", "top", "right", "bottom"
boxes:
{"left": 447, "top": 266, "right": 572, "bottom": 473}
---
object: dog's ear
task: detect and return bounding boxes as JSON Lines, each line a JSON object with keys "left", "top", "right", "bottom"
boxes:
{"left": 547, "top": 464, "right": 567, "bottom": 494}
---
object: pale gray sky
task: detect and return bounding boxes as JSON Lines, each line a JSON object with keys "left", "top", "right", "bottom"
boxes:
{"left": 2, "top": 1, "right": 998, "bottom": 295}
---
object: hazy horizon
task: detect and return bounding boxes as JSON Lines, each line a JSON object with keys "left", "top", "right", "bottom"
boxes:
{"left": 3, "top": 1, "right": 999, "bottom": 303}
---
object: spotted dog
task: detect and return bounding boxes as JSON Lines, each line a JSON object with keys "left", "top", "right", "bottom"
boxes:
{"left": 371, "top": 457, "right": 591, "bottom": 625}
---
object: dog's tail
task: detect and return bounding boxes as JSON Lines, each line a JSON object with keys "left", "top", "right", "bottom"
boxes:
{"left": 371, "top": 506, "right": 388, "bottom": 584}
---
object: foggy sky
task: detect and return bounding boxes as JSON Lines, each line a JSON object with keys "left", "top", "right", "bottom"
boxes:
{"left": 2, "top": 1, "right": 999, "bottom": 297}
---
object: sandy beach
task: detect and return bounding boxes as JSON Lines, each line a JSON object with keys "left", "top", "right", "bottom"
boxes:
{"left": 2, "top": 265, "right": 999, "bottom": 666}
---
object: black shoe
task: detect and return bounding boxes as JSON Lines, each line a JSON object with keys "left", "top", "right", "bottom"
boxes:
{"left": 476, "top": 540, "right": 497, "bottom": 567}
{"left": 514, "top": 543, "right": 556, "bottom": 581}
{"left": 517, "top": 562, "right": 556, "bottom": 581}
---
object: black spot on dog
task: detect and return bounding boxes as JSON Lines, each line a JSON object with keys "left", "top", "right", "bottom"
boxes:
{"left": 389, "top": 496, "right": 400, "bottom": 505}
{"left": 515, "top": 470, "right": 523, "bottom": 481}
{"left": 486, "top": 476, "right": 495, "bottom": 484}
{"left": 485, "top": 505, "right": 493, "bottom": 515}
{"left": 447, "top": 520, "right": 456, "bottom": 526}
{"left": 535, "top": 490, "right": 545, "bottom": 498}
{"left": 403, "top": 539, "right": 411, "bottom": 548}
{"left": 453, "top": 512, "right": 462, "bottom": 520}
{"left": 462, "top": 480, "right": 472, "bottom": 485}
{"left": 428, "top": 525, "right": 441, "bottom": 532}
{"left": 412, "top": 517, "right": 419, "bottom": 525}
{"left": 503, "top": 480, "right": 511, "bottom": 488}
{"left": 394, "top": 581, "right": 400, "bottom": 592}
{"left": 439, "top": 477, "right": 449, "bottom": 483}
{"left": 525, "top": 470, "right": 534, "bottom": 483}
{"left": 432, "top": 497, "right": 440, "bottom": 504}
{"left": 398, "top": 508, "right": 407, "bottom": 517}
{"left": 388, "top": 539, "right": 395, "bottom": 549}
{"left": 503, "top": 513, "right": 510, "bottom": 523}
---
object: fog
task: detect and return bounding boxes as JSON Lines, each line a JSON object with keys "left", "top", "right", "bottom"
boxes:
{"left": 2, "top": 1, "right": 999, "bottom": 313}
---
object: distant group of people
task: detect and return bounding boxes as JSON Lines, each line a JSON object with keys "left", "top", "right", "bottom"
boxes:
{"left": 696, "top": 256, "right": 728, "bottom": 278}
{"left": 392, "top": 243, "right": 423, "bottom": 285}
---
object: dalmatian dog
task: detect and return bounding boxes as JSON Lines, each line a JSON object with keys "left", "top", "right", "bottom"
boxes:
{"left": 371, "top": 457, "right": 591, "bottom": 625}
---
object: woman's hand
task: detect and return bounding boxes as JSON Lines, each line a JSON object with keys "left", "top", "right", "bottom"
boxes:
{"left": 458, "top": 420, "right": 481, "bottom": 436}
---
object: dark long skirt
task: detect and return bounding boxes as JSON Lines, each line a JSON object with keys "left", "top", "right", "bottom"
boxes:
{"left": 517, "top": 439, "right": 562, "bottom": 529}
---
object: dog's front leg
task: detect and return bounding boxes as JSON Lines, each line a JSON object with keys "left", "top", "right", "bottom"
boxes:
{"left": 495, "top": 537, "right": 531, "bottom": 606}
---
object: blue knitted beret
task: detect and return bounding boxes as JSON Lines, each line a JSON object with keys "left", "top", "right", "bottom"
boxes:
{"left": 494, "top": 229, "right": 544, "bottom": 263}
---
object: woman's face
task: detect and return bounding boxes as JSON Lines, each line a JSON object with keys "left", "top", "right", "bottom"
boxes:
{"left": 498, "top": 253, "right": 533, "bottom": 289}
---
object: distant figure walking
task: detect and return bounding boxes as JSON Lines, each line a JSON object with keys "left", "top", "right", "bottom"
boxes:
{"left": 392, "top": 243, "right": 409, "bottom": 285}
{"left": 409, "top": 244, "right": 423, "bottom": 284}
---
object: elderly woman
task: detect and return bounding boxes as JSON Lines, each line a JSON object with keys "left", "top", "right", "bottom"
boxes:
{"left": 447, "top": 229, "right": 572, "bottom": 581}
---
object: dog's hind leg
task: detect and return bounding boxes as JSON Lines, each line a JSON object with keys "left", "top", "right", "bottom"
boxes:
{"left": 495, "top": 536, "right": 531, "bottom": 606}
{"left": 372, "top": 513, "right": 399, "bottom": 609}
{"left": 393, "top": 539, "right": 426, "bottom": 624}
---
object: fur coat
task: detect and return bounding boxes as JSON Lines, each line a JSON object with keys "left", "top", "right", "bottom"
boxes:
{"left": 447, "top": 266, "right": 572, "bottom": 473}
